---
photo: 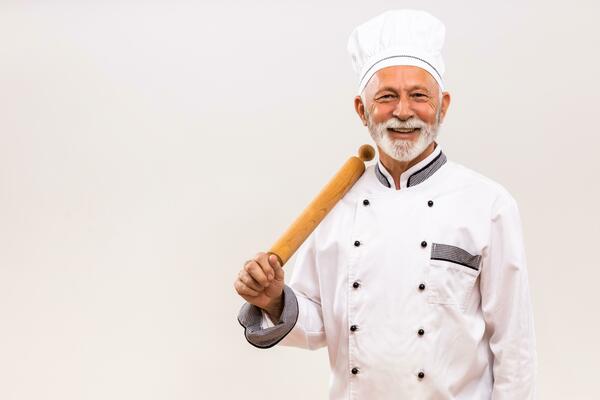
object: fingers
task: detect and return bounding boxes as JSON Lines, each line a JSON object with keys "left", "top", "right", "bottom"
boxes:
{"left": 237, "top": 268, "right": 262, "bottom": 291}
{"left": 245, "top": 256, "right": 271, "bottom": 287}
{"left": 268, "top": 254, "right": 284, "bottom": 281}
{"left": 234, "top": 252, "right": 285, "bottom": 300}
{"left": 234, "top": 278, "right": 259, "bottom": 297}
{"left": 234, "top": 253, "right": 272, "bottom": 296}
{"left": 253, "top": 252, "right": 276, "bottom": 282}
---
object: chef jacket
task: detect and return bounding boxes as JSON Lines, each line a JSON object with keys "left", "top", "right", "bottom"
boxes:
{"left": 238, "top": 142, "right": 536, "bottom": 399}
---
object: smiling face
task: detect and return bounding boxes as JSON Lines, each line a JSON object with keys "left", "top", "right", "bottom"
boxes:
{"left": 354, "top": 65, "right": 451, "bottom": 162}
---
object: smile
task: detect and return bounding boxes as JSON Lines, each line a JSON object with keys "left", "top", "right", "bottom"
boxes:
{"left": 388, "top": 128, "right": 420, "bottom": 134}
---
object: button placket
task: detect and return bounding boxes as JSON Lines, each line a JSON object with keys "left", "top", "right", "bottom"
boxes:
{"left": 418, "top": 203, "right": 432, "bottom": 384}
{"left": 348, "top": 196, "right": 371, "bottom": 389}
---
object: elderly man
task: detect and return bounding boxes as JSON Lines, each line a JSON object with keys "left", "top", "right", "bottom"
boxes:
{"left": 234, "top": 9, "right": 536, "bottom": 400}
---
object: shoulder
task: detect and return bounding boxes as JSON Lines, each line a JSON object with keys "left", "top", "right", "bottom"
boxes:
{"left": 342, "top": 164, "right": 382, "bottom": 201}
{"left": 443, "top": 160, "right": 519, "bottom": 212}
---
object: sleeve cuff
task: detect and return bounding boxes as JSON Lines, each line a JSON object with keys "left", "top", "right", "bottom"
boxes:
{"left": 237, "top": 285, "right": 299, "bottom": 349}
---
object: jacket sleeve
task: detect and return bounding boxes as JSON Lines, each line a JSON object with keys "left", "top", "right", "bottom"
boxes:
{"left": 237, "top": 230, "right": 327, "bottom": 350}
{"left": 480, "top": 196, "right": 537, "bottom": 399}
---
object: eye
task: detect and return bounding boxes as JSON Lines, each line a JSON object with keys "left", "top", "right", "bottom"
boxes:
{"left": 377, "top": 94, "right": 395, "bottom": 101}
{"left": 411, "top": 93, "right": 430, "bottom": 102}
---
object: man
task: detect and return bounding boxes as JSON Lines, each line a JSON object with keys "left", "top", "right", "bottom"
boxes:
{"left": 234, "top": 9, "right": 536, "bottom": 399}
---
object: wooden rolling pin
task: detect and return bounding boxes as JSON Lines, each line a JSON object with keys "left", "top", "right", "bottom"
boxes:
{"left": 269, "top": 144, "right": 375, "bottom": 266}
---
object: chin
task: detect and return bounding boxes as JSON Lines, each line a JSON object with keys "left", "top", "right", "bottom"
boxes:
{"left": 380, "top": 135, "right": 433, "bottom": 162}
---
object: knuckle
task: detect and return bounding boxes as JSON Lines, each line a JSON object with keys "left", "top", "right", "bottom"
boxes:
{"left": 244, "top": 276, "right": 261, "bottom": 290}
{"left": 263, "top": 263, "right": 274, "bottom": 275}
{"left": 244, "top": 261, "right": 256, "bottom": 273}
{"left": 241, "top": 274, "right": 252, "bottom": 286}
{"left": 233, "top": 280, "right": 242, "bottom": 293}
{"left": 252, "top": 271, "right": 267, "bottom": 282}
{"left": 246, "top": 266, "right": 257, "bottom": 277}
{"left": 249, "top": 265, "right": 263, "bottom": 277}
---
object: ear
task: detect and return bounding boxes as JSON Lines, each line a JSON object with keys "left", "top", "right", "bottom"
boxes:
{"left": 439, "top": 91, "right": 451, "bottom": 123}
{"left": 354, "top": 95, "right": 368, "bottom": 126}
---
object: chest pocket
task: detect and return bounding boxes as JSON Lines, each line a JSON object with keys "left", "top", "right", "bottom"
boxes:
{"left": 427, "top": 243, "right": 482, "bottom": 310}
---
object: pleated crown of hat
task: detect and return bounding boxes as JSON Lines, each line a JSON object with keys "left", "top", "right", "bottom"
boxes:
{"left": 348, "top": 9, "right": 446, "bottom": 95}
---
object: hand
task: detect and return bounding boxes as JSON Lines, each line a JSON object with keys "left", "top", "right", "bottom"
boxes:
{"left": 234, "top": 252, "right": 285, "bottom": 321}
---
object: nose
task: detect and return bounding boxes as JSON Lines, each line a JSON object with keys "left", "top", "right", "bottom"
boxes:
{"left": 392, "top": 97, "right": 415, "bottom": 121}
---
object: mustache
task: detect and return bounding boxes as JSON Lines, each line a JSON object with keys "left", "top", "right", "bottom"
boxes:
{"left": 381, "top": 117, "right": 429, "bottom": 130}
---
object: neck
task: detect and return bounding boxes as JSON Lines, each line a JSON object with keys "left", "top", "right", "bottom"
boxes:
{"left": 378, "top": 142, "right": 436, "bottom": 190}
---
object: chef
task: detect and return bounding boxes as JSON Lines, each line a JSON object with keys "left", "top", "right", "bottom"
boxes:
{"left": 234, "top": 9, "right": 536, "bottom": 400}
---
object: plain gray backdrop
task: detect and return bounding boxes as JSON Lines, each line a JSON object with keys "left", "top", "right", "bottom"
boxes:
{"left": 1, "top": 1, "right": 599, "bottom": 399}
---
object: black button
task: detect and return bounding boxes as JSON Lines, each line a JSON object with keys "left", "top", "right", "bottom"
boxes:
{"left": 353, "top": 281, "right": 361, "bottom": 289}
{"left": 428, "top": 200, "right": 434, "bottom": 207}
{"left": 421, "top": 241, "right": 427, "bottom": 248}
{"left": 350, "top": 324, "right": 358, "bottom": 332}
{"left": 363, "top": 199, "right": 370, "bottom": 206}
{"left": 418, "top": 371, "right": 425, "bottom": 379}
{"left": 354, "top": 240, "right": 361, "bottom": 247}
{"left": 418, "top": 329, "right": 425, "bottom": 336}
{"left": 418, "top": 283, "right": 426, "bottom": 291}
{"left": 351, "top": 367, "right": 359, "bottom": 375}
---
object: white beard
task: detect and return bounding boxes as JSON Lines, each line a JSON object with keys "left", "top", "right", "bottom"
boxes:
{"left": 367, "top": 113, "right": 440, "bottom": 162}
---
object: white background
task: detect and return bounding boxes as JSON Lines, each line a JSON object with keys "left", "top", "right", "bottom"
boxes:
{"left": 1, "top": 1, "right": 599, "bottom": 399}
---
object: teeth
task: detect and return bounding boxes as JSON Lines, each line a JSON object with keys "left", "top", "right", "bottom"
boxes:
{"left": 390, "top": 128, "right": 417, "bottom": 133}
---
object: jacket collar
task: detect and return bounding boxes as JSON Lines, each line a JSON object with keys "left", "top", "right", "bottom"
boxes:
{"left": 374, "top": 142, "right": 447, "bottom": 190}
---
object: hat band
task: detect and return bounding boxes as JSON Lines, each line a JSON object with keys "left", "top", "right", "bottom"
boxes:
{"left": 359, "top": 54, "right": 444, "bottom": 94}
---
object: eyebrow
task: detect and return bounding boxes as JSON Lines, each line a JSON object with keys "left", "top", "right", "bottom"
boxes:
{"left": 406, "top": 85, "right": 432, "bottom": 93}
{"left": 375, "top": 85, "right": 432, "bottom": 96}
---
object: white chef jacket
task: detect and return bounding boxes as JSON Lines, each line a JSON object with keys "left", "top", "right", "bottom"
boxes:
{"left": 238, "top": 142, "right": 536, "bottom": 399}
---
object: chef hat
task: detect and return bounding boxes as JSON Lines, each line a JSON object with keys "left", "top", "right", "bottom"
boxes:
{"left": 347, "top": 9, "right": 446, "bottom": 95}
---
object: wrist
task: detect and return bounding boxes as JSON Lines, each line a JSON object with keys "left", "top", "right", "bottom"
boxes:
{"left": 263, "top": 295, "right": 284, "bottom": 323}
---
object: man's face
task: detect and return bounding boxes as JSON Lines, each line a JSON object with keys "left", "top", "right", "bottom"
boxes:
{"left": 355, "top": 65, "right": 450, "bottom": 162}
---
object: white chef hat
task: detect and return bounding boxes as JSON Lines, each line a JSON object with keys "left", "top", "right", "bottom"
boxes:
{"left": 347, "top": 9, "right": 446, "bottom": 95}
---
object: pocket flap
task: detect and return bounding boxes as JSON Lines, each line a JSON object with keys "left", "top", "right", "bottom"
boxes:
{"left": 431, "top": 243, "right": 482, "bottom": 271}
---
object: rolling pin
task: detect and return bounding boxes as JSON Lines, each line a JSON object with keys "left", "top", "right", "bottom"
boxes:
{"left": 269, "top": 144, "right": 375, "bottom": 266}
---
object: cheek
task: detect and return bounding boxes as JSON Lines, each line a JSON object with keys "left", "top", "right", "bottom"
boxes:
{"left": 369, "top": 103, "right": 395, "bottom": 123}
{"left": 415, "top": 104, "right": 437, "bottom": 124}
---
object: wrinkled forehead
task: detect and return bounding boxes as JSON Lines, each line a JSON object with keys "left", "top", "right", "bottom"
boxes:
{"left": 363, "top": 65, "right": 440, "bottom": 97}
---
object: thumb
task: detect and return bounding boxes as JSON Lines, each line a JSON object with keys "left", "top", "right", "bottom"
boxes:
{"left": 269, "top": 254, "right": 284, "bottom": 281}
